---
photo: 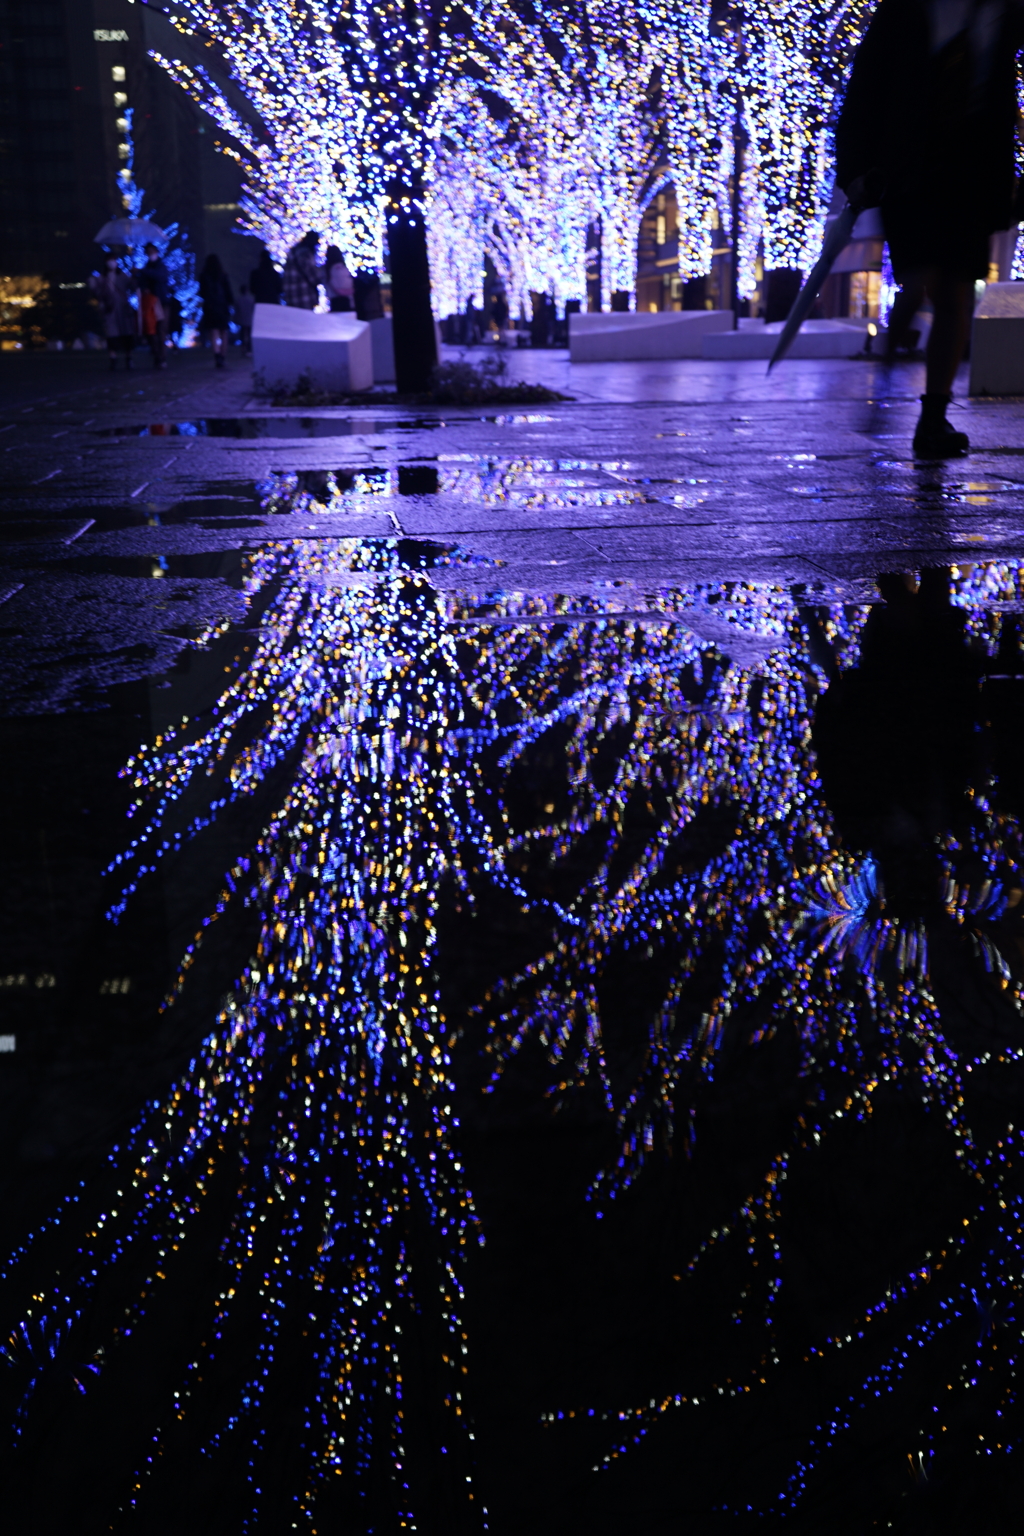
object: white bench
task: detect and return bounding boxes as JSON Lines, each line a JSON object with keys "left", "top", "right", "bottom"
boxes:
{"left": 702, "top": 318, "right": 870, "bottom": 359}
{"left": 569, "top": 309, "right": 734, "bottom": 362}
{"left": 970, "top": 282, "right": 1024, "bottom": 396}
{"left": 252, "top": 304, "right": 373, "bottom": 393}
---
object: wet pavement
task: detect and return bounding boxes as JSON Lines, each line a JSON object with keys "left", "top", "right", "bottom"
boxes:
{"left": 2, "top": 346, "right": 1024, "bottom": 1534}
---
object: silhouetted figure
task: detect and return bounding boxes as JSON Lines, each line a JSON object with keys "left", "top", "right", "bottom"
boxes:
{"left": 283, "top": 231, "right": 321, "bottom": 310}
{"left": 250, "top": 249, "right": 283, "bottom": 306}
{"left": 836, "top": 0, "right": 1024, "bottom": 457}
{"left": 811, "top": 568, "right": 981, "bottom": 913}
{"left": 322, "top": 245, "right": 354, "bottom": 312}
{"left": 353, "top": 270, "right": 384, "bottom": 321}
{"left": 88, "top": 256, "right": 137, "bottom": 370}
{"left": 463, "top": 294, "right": 482, "bottom": 345}
{"left": 235, "top": 283, "right": 255, "bottom": 354}
{"left": 530, "top": 291, "right": 554, "bottom": 348}
{"left": 490, "top": 287, "right": 509, "bottom": 332}
{"left": 138, "top": 242, "right": 169, "bottom": 369}
{"left": 198, "top": 253, "right": 234, "bottom": 369}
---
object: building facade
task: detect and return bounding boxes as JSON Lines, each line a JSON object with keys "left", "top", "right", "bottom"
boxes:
{"left": 0, "top": 0, "right": 258, "bottom": 343}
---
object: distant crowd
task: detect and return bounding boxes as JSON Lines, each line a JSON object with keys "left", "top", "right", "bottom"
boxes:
{"left": 88, "top": 231, "right": 367, "bottom": 372}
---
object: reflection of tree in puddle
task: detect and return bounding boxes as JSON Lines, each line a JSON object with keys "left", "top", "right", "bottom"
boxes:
{"left": 2, "top": 536, "right": 484, "bottom": 1529}
{"left": 4, "top": 527, "right": 1024, "bottom": 1524}
{"left": 462, "top": 562, "right": 1024, "bottom": 1512}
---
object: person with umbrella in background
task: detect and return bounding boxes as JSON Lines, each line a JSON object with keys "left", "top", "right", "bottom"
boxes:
{"left": 139, "top": 242, "right": 169, "bottom": 369}
{"left": 198, "top": 253, "right": 234, "bottom": 369}
{"left": 835, "top": 0, "right": 1024, "bottom": 457}
{"left": 88, "top": 254, "right": 138, "bottom": 370}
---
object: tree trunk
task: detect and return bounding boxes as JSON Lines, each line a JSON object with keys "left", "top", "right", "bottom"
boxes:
{"left": 387, "top": 188, "right": 437, "bottom": 394}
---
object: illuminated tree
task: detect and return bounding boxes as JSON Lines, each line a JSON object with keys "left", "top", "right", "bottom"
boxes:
{"left": 149, "top": 2, "right": 383, "bottom": 271}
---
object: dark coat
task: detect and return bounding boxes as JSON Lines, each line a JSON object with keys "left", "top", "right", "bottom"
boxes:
{"left": 250, "top": 258, "right": 283, "bottom": 305}
{"left": 139, "top": 257, "right": 169, "bottom": 306}
{"left": 835, "top": 0, "right": 1024, "bottom": 277}
{"left": 199, "top": 268, "right": 234, "bottom": 330}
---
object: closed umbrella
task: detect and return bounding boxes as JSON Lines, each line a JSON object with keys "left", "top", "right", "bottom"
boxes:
{"left": 94, "top": 217, "right": 167, "bottom": 247}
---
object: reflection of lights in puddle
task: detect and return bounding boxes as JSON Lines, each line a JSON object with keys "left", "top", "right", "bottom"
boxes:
{"left": 10, "top": 473, "right": 1024, "bottom": 1523}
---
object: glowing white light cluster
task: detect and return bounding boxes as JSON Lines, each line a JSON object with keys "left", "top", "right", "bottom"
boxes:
{"left": 150, "top": 1, "right": 874, "bottom": 308}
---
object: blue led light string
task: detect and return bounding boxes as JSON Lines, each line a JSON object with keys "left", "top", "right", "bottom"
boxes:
{"left": 1, "top": 534, "right": 486, "bottom": 1529}
{"left": 451, "top": 557, "right": 1023, "bottom": 1512}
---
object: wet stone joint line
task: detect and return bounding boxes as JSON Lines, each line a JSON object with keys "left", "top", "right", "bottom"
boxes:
{"left": 2, "top": 351, "right": 1024, "bottom": 1533}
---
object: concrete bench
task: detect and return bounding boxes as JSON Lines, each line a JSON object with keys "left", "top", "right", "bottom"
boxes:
{"left": 970, "top": 282, "right": 1024, "bottom": 395}
{"left": 364, "top": 315, "right": 446, "bottom": 383}
{"left": 569, "top": 309, "right": 734, "bottom": 362}
{"left": 252, "top": 304, "right": 373, "bottom": 393}
{"left": 702, "top": 318, "right": 869, "bottom": 360}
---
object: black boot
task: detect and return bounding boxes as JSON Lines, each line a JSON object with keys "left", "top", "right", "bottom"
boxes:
{"left": 913, "top": 393, "right": 969, "bottom": 457}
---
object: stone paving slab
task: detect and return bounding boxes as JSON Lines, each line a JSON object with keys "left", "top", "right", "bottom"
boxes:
{"left": 2, "top": 346, "right": 1024, "bottom": 713}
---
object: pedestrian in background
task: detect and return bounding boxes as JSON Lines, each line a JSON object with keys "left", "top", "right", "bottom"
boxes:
{"left": 198, "top": 253, "right": 234, "bottom": 369}
{"left": 490, "top": 286, "right": 509, "bottom": 334}
{"left": 88, "top": 255, "right": 137, "bottom": 370}
{"left": 139, "top": 241, "right": 169, "bottom": 369}
{"left": 235, "top": 283, "right": 255, "bottom": 354}
{"left": 283, "top": 231, "right": 321, "bottom": 309}
{"left": 250, "top": 248, "right": 283, "bottom": 306}
{"left": 836, "top": 0, "right": 1024, "bottom": 456}
{"left": 323, "top": 245, "right": 354, "bottom": 312}
{"left": 353, "top": 270, "right": 384, "bottom": 321}
{"left": 463, "top": 294, "right": 482, "bottom": 345}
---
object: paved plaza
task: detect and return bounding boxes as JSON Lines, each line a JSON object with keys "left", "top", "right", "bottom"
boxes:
{"left": 3, "top": 346, "right": 1024, "bottom": 713}
{"left": 3, "top": 345, "right": 1024, "bottom": 1532}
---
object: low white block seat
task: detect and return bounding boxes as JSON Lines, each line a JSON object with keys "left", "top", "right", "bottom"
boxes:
{"left": 569, "top": 309, "right": 734, "bottom": 362}
{"left": 970, "top": 282, "right": 1024, "bottom": 396}
{"left": 252, "top": 304, "right": 373, "bottom": 393}
{"left": 702, "top": 319, "right": 870, "bottom": 360}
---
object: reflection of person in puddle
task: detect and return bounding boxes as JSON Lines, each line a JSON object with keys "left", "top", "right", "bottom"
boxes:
{"left": 810, "top": 568, "right": 982, "bottom": 918}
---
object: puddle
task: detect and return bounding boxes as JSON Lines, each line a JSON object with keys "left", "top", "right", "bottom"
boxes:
{"left": 95, "top": 415, "right": 460, "bottom": 439}
{"left": 3, "top": 467, "right": 1024, "bottom": 1528}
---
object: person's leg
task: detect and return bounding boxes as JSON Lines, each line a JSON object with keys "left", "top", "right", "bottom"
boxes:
{"left": 107, "top": 339, "right": 118, "bottom": 371}
{"left": 212, "top": 328, "right": 226, "bottom": 367}
{"left": 923, "top": 270, "right": 974, "bottom": 396}
{"left": 913, "top": 270, "right": 974, "bottom": 456}
{"left": 885, "top": 273, "right": 925, "bottom": 357}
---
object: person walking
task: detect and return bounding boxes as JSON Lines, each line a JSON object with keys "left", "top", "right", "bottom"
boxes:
{"left": 250, "top": 249, "right": 283, "bottom": 306}
{"left": 198, "top": 253, "right": 234, "bottom": 369}
{"left": 138, "top": 241, "right": 169, "bottom": 369}
{"left": 88, "top": 255, "right": 137, "bottom": 370}
{"left": 235, "top": 284, "right": 255, "bottom": 354}
{"left": 283, "top": 231, "right": 321, "bottom": 309}
{"left": 836, "top": 0, "right": 1024, "bottom": 457}
{"left": 322, "top": 245, "right": 355, "bottom": 312}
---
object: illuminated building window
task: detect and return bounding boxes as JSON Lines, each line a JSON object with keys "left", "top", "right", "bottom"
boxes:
{"left": 112, "top": 65, "right": 126, "bottom": 83}
{"left": 117, "top": 142, "right": 130, "bottom": 160}
{"left": 116, "top": 116, "right": 129, "bottom": 132}
{"left": 0, "top": 1035, "right": 15, "bottom": 1053}
{"left": 656, "top": 214, "right": 666, "bottom": 247}
{"left": 848, "top": 270, "right": 881, "bottom": 319}
{"left": 114, "top": 91, "right": 127, "bottom": 107}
